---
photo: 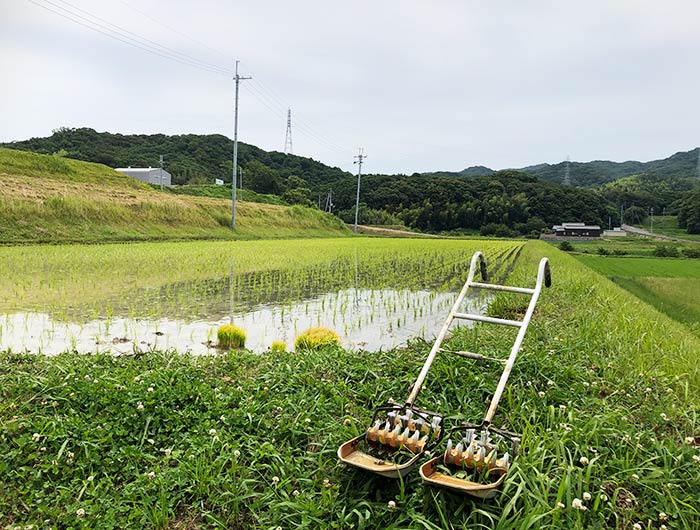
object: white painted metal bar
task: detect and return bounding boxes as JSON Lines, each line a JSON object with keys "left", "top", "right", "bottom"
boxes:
{"left": 483, "top": 257, "right": 551, "bottom": 425}
{"left": 453, "top": 313, "right": 523, "bottom": 328}
{"left": 405, "top": 251, "right": 487, "bottom": 407}
{"left": 468, "top": 282, "right": 535, "bottom": 295}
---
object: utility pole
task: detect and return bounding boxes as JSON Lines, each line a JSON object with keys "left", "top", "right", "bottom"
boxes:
{"left": 650, "top": 207, "right": 654, "bottom": 233}
{"left": 620, "top": 203, "right": 624, "bottom": 227}
{"left": 232, "top": 60, "right": 252, "bottom": 230}
{"left": 284, "top": 107, "right": 293, "bottom": 155}
{"left": 353, "top": 148, "right": 366, "bottom": 233}
{"left": 159, "top": 155, "right": 164, "bottom": 190}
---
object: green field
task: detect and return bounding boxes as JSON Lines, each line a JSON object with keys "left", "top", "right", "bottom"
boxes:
{"left": 576, "top": 254, "right": 700, "bottom": 336}
{"left": 1, "top": 240, "right": 699, "bottom": 528}
{"left": 576, "top": 255, "right": 700, "bottom": 278}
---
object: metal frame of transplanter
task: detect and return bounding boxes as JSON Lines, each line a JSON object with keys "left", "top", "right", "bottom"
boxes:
{"left": 419, "top": 251, "right": 551, "bottom": 498}
{"left": 337, "top": 250, "right": 551, "bottom": 497}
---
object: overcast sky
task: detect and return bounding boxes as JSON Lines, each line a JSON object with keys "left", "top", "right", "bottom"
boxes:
{"left": 2, "top": 0, "right": 700, "bottom": 174}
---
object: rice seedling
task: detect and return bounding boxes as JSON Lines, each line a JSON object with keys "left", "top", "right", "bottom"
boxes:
{"left": 217, "top": 324, "right": 246, "bottom": 349}
{"left": 270, "top": 340, "right": 287, "bottom": 353}
{"left": 294, "top": 326, "right": 341, "bottom": 351}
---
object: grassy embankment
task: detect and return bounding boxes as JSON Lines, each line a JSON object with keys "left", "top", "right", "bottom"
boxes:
{"left": 635, "top": 216, "right": 700, "bottom": 242}
{"left": 0, "top": 148, "right": 348, "bottom": 244}
{"left": 1, "top": 241, "right": 699, "bottom": 529}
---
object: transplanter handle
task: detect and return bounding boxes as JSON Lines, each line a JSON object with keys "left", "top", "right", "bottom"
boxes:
{"left": 483, "top": 257, "right": 551, "bottom": 425}
{"left": 405, "top": 251, "right": 488, "bottom": 407}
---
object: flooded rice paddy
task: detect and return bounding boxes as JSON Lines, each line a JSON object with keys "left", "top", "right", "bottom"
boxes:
{"left": 0, "top": 239, "right": 521, "bottom": 354}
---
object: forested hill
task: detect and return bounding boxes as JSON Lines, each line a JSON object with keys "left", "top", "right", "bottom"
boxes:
{"left": 0, "top": 127, "right": 351, "bottom": 190}
{"left": 426, "top": 148, "right": 700, "bottom": 187}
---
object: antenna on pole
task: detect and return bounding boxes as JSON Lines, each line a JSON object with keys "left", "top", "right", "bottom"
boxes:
{"left": 562, "top": 155, "right": 571, "bottom": 186}
{"left": 232, "top": 60, "right": 252, "bottom": 230}
{"left": 284, "top": 107, "right": 293, "bottom": 155}
{"left": 353, "top": 148, "right": 366, "bottom": 234}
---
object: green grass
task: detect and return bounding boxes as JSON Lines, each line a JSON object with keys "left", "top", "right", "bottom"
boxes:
{"left": 1, "top": 240, "right": 699, "bottom": 528}
{"left": 0, "top": 148, "right": 349, "bottom": 244}
{"left": 166, "top": 184, "right": 287, "bottom": 206}
{"left": 575, "top": 255, "right": 700, "bottom": 278}
{"left": 635, "top": 216, "right": 700, "bottom": 242}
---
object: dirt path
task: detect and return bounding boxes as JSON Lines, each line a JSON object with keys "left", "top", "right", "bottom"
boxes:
{"left": 350, "top": 225, "right": 439, "bottom": 238}
{"left": 622, "top": 224, "right": 699, "bottom": 244}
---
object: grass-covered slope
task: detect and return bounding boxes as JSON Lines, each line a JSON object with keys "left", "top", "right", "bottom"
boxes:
{"left": 0, "top": 148, "right": 349, "bottom": 244}
{"left": 1, "top": 242, "right": 698, "bottom": 529}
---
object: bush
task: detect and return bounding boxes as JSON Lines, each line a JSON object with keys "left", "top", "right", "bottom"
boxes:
{"left": 270, "top": 340, "right": 287, "bottom": 353}
{"left": 652, "top": 244, "right": 679, "bottom": 258}
{"left": 597, "top": 247, "right": 610, "bottom": 256}
{"left": 612, "top": 249, "right": 628, "bottom": 256}
{"left": 217, "top": 324, "right": 246, "bottom": 349}
{"left": 295, "top": 327, "right": 341, "bottom": 351}
{"left": 558, "top": 241, "right": 574, "bottom": 252}
{"left": 681, "top": 247, "right": 700, "bottom": 259}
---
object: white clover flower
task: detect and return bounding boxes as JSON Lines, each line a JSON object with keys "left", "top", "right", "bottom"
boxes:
{"left": 137, "top": 402, "right": 144, "bottom": 411}
{"left": 559, "top": 404, "right": 567, "bottom": 411}
{"left": 660, "top": 525, "right": 668, "bottom": 530}
{"left": 147, "top": 471, "right": 156, "bottom": 479}
{"left": 305, "top": 418, "right": 311, "bottom": 423}
{"left": 234, "top": 450, "right": 241, "bottom": 458}
{"left": 40, "top": 446, "right": 46, "bottom": 452}
{"left": 388, "top": 500, "right": 396, "bottom": 509}
{"left": 209, "top": 428, "right": 217, "bottom": 436}
{"left": 220, "top": 415, "right": 226, "bottom": 422}
{"left": 557, "top": 502, "right": 565, "bottom": 509}
{"left": 165, "top": 448, "right": 172, "bottom": 457}
{"left": 660, "top": 413, "right": 668, "bottom": 421}
{"left": 693, "top": 455, "right": 700, "bottom": 463}
{"left": 343, "top": 418, "right": 352, "bottom": 426}
{"left": 292, "top": 489, "right": 300, "bottom": 497}
{"left": 32, "top": 433, "right": 41, "bottom": 442}
{"left": 685, "top": 436, "right": 695, "bottom": 445}
{"left": 571, "top": 498, "right": 587, "bottom": 511}
{"left": 645, "top": 387, "right": 652, "bottom": 393}
{"left": 632, "top": 473, "right": 640, "bottom": 480}
{"left": 659, "top": 512, "right": 668, "bottom": 521}
{"left": 272, "top": 476, "right": 280, "bottom": 485}
{"left": 632, "top": 524, "right": 641, "bottom": 530}
{"left": 323, "top": 478, "right": 332, "bottom": 488}
{"left": 236, "top": 386, "right": 243, "bottom": 392}
{"left": 600, "top": 493, "right": 608, "bottom": 502}
{"left": 538, "top": 391, "right": 545, "bottom": 398}
{"left": 147, "top": 386, "right": 154, "bottom": 392}
{"left": 583, "top": 492, "right": 591, "bottom": 501}
{"left": 84, "top": 375, "right": 91, "bottom": 381}
{"left": 76, "top": 507, "right": 86, "bottom": 517}
{"left": 87, "top": 475, "right": 94, "bottom": 482}
{"left": 580, "top": 456, "right": 589, "bottom": 466}
{"left": 583, "top": 382, "right": 590, "bottom": 388}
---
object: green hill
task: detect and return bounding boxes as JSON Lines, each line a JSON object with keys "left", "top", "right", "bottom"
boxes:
{"left": 0, "top": 148, "right": 349, "bottom": 244}
{"left": 1, "top": 127, "right": 351, "bottom": 192}
{"left": 426, "top": 148, "right": 700, "bottom": 187}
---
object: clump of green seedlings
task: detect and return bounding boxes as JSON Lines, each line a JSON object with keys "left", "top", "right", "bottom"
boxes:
{"left": 269, "top": 340, "right": 287, "bottom": 353}
{"left": 217, "top": 324, "right": 246, "bottom": 349}
{"left": 294, "top": 326, "right": 340, "bottom": 350}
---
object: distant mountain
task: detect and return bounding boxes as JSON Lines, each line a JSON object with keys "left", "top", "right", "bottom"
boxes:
{"left": 426, "top": 148, "right": 700, "bottom": 187}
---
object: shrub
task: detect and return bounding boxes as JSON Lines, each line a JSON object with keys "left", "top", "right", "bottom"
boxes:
{"left": 612, "top": 249, "right": 627, "bottom": 256}
{"left": 652, "top": 244, "right": 679, "bottom": 258}
{"left": 217, "top": 324, "right": 246, "bottom": 349}
{"left": 597, "top": 247, "right": 610, "bottom": 256}
{"left": 295, "top": 327, "right": 341, "bottom": 351}
{"left": 681, "top": 247, "right": 700, "bottom": 259}
{"left": 558, "top": 241, "right": 574, "bottom": 252}
{"left": 270, "top": 341, "right": 287, "bottom": 353}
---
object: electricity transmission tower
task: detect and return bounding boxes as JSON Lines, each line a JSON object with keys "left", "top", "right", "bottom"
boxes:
{"left": 284, "top": 108, "right": 293, "bottom": 155}
{"left": 324, "top": 188, "right": 334, "bottom": 213}
{"left": 562, "top": 155, "right": 571, "bottom": 186}
{"left": 232, "top": 60, "right": 251, "bottom": 230}
{"left": 353, "top": 148, "right": 367, "bottom": 233}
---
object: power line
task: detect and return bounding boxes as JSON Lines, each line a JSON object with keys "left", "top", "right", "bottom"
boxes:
{"left": 28, "top": 0, "right": 234, "bottom": 77}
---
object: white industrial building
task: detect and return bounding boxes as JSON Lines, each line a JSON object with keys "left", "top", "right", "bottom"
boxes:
{"left": 115, "top": 167, "right": 172, "bottom": 187}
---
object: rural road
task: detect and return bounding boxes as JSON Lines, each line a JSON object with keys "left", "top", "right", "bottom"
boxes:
{"left": 622, "top": 224, "right": 698, "bottom": 244}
